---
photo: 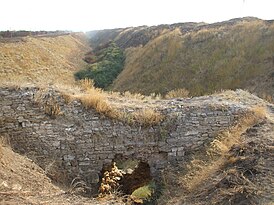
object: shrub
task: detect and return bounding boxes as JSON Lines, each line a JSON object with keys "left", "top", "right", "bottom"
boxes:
{"left": 131, "top": 182, "right": 155, "bottom": 202}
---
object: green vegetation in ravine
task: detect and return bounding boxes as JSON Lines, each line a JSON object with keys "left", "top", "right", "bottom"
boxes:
{"left": 75, "top": 42, "right": 125, "bottom": 89}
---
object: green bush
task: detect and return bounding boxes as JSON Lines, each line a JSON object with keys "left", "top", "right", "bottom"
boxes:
{"left": 75, "top": 42, "right": 124, "bottom": 89}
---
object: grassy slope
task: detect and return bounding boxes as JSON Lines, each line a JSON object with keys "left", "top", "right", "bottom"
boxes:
{"left": 0, "top": 33, "right": 89, "bottom": 87}
{"left": 109, "top": 19, "right": 274, "bottom": 96}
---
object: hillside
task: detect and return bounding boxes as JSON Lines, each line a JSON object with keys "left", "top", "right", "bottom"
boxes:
{"left": 0, "top": 33, "right": 90, "bottom": 88}
{"left": 87, "top": 17, "right": 274, "bottom": 98}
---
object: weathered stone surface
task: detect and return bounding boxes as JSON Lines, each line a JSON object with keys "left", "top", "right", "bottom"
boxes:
{"left": 0, "top": 87, "right": 248, "bottom": 186}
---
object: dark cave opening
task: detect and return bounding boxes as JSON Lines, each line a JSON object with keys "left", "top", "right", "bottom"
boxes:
{"left": 99, "top": 157, "right": 156, "bottom": 203}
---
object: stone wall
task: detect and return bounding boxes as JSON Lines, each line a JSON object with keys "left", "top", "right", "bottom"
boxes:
{"left": 0, "top": 87, "right": 246, "bottom": 189}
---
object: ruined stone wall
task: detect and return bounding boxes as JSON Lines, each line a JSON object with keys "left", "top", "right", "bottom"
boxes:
{"left": 0, "top": 87, "right": 245, "bottom": 188}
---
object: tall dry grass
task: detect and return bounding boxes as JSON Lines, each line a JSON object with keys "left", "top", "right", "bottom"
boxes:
{"left": 165, "top": 88, "right": 189, "bottom": 99}
{"left": 74, "top": 78, "right": 164, "bottom": 125}
{"left": 78, "top": 78, "right": 94, "bottom": 91}
{"left": 44, "top": 98, "right": 62, "bottom": 118}
{"left": 79, "top": 92, "right": 116, "bottom": 118}
{"left": 185, "top": 107, "right": 266, "bottom": 191}
{"left": 132, "top": 109, "right": 164, "bottom": 126}
{"left": 76, "top": 79, "right": 118, "bottom": 118}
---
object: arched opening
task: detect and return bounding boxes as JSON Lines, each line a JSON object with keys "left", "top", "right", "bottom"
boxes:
{"left": 99, "top": 156, "right": 157, "bottom": 203}
{"left": 120, "top": 161, "right": 152, "bottom": 194}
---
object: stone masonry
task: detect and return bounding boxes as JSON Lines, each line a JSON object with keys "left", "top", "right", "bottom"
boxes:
{"left": 0, "top": 87, "right": 247, "bottom": 190}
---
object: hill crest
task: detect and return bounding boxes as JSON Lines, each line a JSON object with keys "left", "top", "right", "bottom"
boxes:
{"left": 87, "top": 17, "right": 274, "bottom": 99}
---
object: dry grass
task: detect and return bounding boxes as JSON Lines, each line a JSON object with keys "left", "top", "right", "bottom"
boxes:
{"left": 250, "top": 106, "right": 268, "bottom": 120}
{"left": 61, "top": 93, "right": 75, "bottom": 104}
{"left": 190, "top": 108, "right": 266, "bottom": 185}
{"left": 165, "top": 88, "right": 189, "bottom": 99}
{"left": 77, "top": 81, "right": 119, "bottom": 118}
{"left": 79, "top": 92, "right": 116, "bottom": 118}
{"left": 33, "top": 89, "right": 62, "bottom": 118}
{"left": 78, "top": 78, "right": 95, "bottom": 91}
{"left": 44, "top": 98, "right": 62, "bottom": 118}
{"left": 78, "top": 79, "right": 112, "bottom": 114}
{"left": 107, "top": 90, "right": 162, "bottom": 102}
{"left": 131, "top": 109, "right": 164, "bottom": 126}
{"left": 111, "top": 19, "right": 274, "bottom": 97}
{"left": 77, "top": 79, "right": 111, "bottom": 113}
{"left": 30, "top": 80, "right": 164, "bottom": 126}
{"left": 123, "top": 91, "right": 147, "bottom": 100}
{"left": 78, "top": 91, "right": 163, "bottom": 125}
{"left": 74, "top": 79, "right": 164, "bottom": 125}
{"left": 0, "top": 34, "right": 89, "bottom": 88}
{"left": 208, "top": 108, "right": 265, "bottom": 157}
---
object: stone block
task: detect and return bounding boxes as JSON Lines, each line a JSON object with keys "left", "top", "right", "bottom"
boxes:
{"left": 64, "top": 154, "right": 75, "bottom": 161}
{"left": 79, "top": 161, "right": 91, "bottom": 166}
{"left": 185, "top": 130, "right": 199, "bottom": 136}
{"left": 177, "top": 151, "right": 185, "bottom": 157}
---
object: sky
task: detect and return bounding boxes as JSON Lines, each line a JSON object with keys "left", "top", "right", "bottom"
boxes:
{"left": 0, "top": 0, "right": 274, "bottom": 32}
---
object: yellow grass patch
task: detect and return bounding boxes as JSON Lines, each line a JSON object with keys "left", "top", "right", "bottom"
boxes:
{"left": 165, "top": 88, "right": 189, "bottom": 99}
{"left": 132, "top": 109, "right": 164, "bottom": 126}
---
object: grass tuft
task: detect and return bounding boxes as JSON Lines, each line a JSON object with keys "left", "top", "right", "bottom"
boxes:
{"left": 132, "top": 109, "right": 164, "bottom": 126}
{"left": 78, "top": 78, "right": 95, "bottom": 91}
{"left": 44, "top": 98, "right": 62, "bottom": 118}
{"left": 165, "top": 88, "right": 189, "bottom": 99}
{"left": 79, "top": 90, "right": 116, "bottom": 118}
